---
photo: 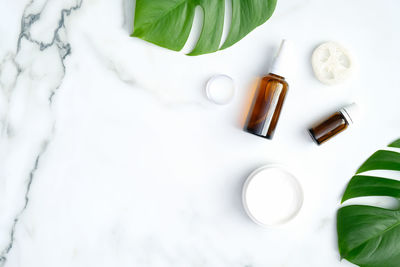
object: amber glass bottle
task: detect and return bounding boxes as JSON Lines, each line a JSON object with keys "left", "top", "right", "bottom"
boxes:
{"left": 245, "top": 74, "right": 288, "bottom": 139}
{"left": 309, "top": 103, "right": 359, "bottom": 145}
{"left": 245, "top": 40, "right": 290, "bottom": 139}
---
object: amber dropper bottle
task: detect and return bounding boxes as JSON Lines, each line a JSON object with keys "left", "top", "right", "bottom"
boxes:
{"left": 245, "top": 40, "right": 291, "bottom": 139}
{"left": 309, "top": 103, "right": 360, "bottom": 145}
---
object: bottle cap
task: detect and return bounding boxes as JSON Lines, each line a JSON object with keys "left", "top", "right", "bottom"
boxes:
{"left": 340, "top": 103, "right": 360, "bottom": 125}
{"left": 270, "top": 39, "right": 292, "bottom": 77}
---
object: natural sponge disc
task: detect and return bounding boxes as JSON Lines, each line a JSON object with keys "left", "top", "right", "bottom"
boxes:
{"left": 312, "top": 42, "right": 353, "bottom": 85}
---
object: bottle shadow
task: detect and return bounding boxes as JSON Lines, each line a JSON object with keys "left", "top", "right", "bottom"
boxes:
{"left": 234, "top": 45, "right": 276, "bottom": 131}
{"left": 237, "top": 77, "right": 261, "bottom": 131}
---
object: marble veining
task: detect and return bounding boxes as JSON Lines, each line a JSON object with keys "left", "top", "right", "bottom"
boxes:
{"left": 0, "top": 139, "right": 49, "bottom": 265}
{"left": 0, "top": 0, "right": 81, "bottom": 265}
{"left": 0, "top": 0, "right": 400, "bottom": 266}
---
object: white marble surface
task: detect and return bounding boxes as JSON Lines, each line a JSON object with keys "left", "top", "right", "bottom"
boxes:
{"left": 1, "top": 0, "right": 400, "bottom": 266}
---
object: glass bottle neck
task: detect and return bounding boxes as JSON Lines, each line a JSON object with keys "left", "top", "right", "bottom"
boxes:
{"left": 269, "top": 73, "right": 285, "bottom": 80}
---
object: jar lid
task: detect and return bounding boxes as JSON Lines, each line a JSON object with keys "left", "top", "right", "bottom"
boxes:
{"left": 242, "top": 165, "right": 303, "bottom": 227}
{"left": 205, "top": 74, "right": 235, "bottom": 105}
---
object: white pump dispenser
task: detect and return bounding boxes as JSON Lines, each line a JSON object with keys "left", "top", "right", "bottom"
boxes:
{"left": 270, "top": 39, "right": 291, "bottom": 77}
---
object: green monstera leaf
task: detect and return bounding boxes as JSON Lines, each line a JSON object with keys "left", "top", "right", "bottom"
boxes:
{"left": 132, "top": 0, "right": 277, "bottom": 56}
{"left": 337, "top": 139, "right": 400, "bottom": 267}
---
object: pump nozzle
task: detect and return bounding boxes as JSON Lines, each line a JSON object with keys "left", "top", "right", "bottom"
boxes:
{"left": 270, "top": 39, "right": 292, "bottom": 77}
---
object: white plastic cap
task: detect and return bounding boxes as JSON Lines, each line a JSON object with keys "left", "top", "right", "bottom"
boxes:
{"left": 270, "top": 39, "right": 292, "bottom": 77}
{"left": 340, "top": 103, "right": 360, "bottom": 125}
